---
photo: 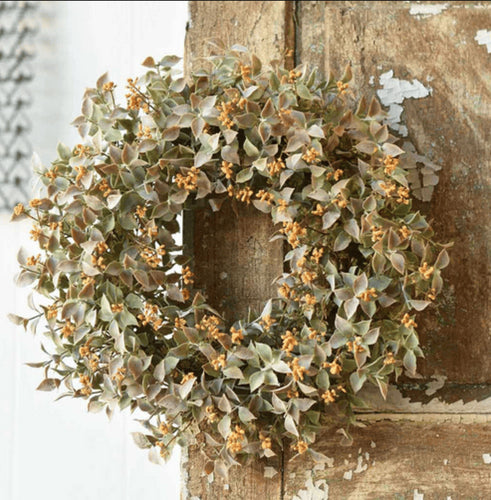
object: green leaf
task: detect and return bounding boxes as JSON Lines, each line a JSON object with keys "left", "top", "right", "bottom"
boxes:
{"left": 333, "top": 231, "right": 351, "bottom": 252}
{"left": 236, "top": 168, "right": 254, "bottom": 183}
{"left": 390, "top": 252, "right": 405, "bottom": 275}
{"left": 322, "top": 209, "right": 340, "bottom": 229}
{"left": 36, "top": 378, "right": 60, "bottom": 392}
{"left": 238, "top": 406, "right": 256, "bottom": 423}
{"left": 349, "top": 371, "right": 366, "bottom": 393}
{"left": 223, "top": 366, "right": 244, "bottom": 379}
{"left": 284, "top": 414, "right": 299, "bottom": 437}
{"left": 132, "top": 432, "right": 152, "bottom": 449}
{"left": 403, "top": 350, "right": 417, "bottom": 375}
{"left": 255, "top": 342, "right": 273, "bottom": 364}
{"left": 249, "top": 371, "right": 265, "bottom": 392}
{"left": 244, "top": 138, "right": 259, "bottom": 158}
{"left": 218, "top": 414, "right": 231, "bottom": 439}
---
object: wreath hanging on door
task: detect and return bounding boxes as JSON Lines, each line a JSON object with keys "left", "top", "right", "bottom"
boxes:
{"left": 11, "top": 47, "right": 450, "bottom": 475}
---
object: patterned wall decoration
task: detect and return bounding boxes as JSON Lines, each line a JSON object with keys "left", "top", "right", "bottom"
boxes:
{"left": 0, "top": 1, "right": 37, "bottom": 210}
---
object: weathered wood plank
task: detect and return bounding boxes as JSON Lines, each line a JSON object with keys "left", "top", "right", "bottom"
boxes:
{"left": 297, "top": 0, "right": 491, "bottom": 384}
{"left": 181, "top": 2, "right": 491, "bottom": 498}
{"left": 182, "top": 2, "right": 292, "bottom": 498}
{"left": 284, "top": 420, "right": 491, "bottom": 499}
{"left": 189, "top": 201, "right": 284, "bottom": 322}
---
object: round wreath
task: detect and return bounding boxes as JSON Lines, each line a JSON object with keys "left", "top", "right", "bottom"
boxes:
{"left": 11, "top": 47, "right": 450, "bottom": 473}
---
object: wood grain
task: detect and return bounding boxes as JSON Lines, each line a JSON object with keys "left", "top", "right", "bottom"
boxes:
{"left": 284, "top": 420, "right": 491, "bottom": 499}
{"left": 297, "top": 0, "right": 491, "bottom": 384}
{"left": 182, "top": 2, "right": 292, "bottom": 498}
{"left": 189, "top": 201, "right": 284, "bottom": 323}
{"left": 181, "top": 2, "right": 491, "bottom": 498}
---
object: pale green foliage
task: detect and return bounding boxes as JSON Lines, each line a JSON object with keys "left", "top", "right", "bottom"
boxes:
{"left": 11, "top": 46, "right": 450, "bottom": 476}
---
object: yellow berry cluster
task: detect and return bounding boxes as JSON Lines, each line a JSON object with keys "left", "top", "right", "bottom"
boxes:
{"left": 291, "top": 440, "right": 308, "bottom": 454}
{"left": 98, "top": 179, "right": 112, "bottom": 197}
{"left": 138, "top": 303, "right": 162, "bottom": 330}
{"left": 61, "top": 321, "right": 75, "bottom": 338}
{"left": 336, "top": 80, "right": 349, "bottom": 95}
{"left": 175, "top": 167, "right": 199, "bottom": 191}
{"left": 230, "top": 326, "right": 244, "bottom": 344}
{"left": 401, "top": 313, "right": 417, "bottom": 329}
{"left": 289, "top": 357, "right": 306, "bottom": 381}
{"left": 210, "top": 354, "right": 227, "bottom": 371}
{"left": 217, "top": 96, "right": 246, "bottom": 129}
{"left": 197, "top": 315, "right": 221, "bottom": 340}
{"left": 281, "top": 329, "right": 298, "bottom": 354}
{"left": 79, "top": 374, "right": 92, "bottom": 396}
{"left": 221, "top": 161, "right": 234, "bottom": 179}
{"left": 268, "top": 157, "right": 286, "bottom": 176}
{"left": 226, "top": 425, "right": 245, "bottom": 453}
{"left": 302, "top": 147, "right": 320, "bottom": 164}
{"left": 281, "top": 221, "right": 306, "bottom": 248}
{"left": 358, "top": 288, "right": 377, "bottom": 302}
{"left": 126, "top": 78, "right": 150, "bottom": 113}
{"left": 346, "top": 337, "right": 365, "bottom": 353}
{"left": 74, "top": 165, "right": 87, "bottom": 184}
{"left": 323, "top": 360, "right": 342, "bottom": 375}
{"left": 419, "top": 262, "right": 434, "bottom": 280}
{"left": 383, "top": 155, "right": 399, "bottom": 175}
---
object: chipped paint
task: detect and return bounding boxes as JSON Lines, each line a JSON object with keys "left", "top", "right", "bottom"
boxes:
{"left": 377, "top": 70, "right": 431, "bottom": 136}
{"left": 424, "top": 374, "right": 447, "bottom": 396}
{"left": 292, "top": 476, "right": 329, "bottom": 500}
{"left": 414, "top": 489, "right": 425, "bottom": 500}
{"left": 409, "top": 4, "right": 448, "bottom": 18}
{"left": 358, "top": 382, "right": 491, "bottom": 416}
{"left": 474, "top": 29, "right": 491, "bottom": 53}
{"left": 483, "top": 453, "right": 491, "bottom": 464}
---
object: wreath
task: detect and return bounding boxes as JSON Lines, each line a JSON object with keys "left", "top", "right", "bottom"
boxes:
{"left": 11, "top": 46, "right": 450, "bottom": 475}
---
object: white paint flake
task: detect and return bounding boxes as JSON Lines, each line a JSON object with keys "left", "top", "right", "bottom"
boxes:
{"left": 343, "top": 470, "right": 353, "bottom": 481}
{"left": 414, "top": 489, "right": 425, "bottom": 500}
{"left": 409, "top": 4, "right": 448, "bottom": 18}
{"left": 483, "top": 453, "right": 491, "bottom": 464}
{"left": 377, "top": 70, "right": 431, "bottom": 136}
{"left": 353, "top": 454, "right": 368, "bottom": 474}
{"left": 425, "top": 374, "right": 447, "bottom": 396}
{"left": 475, "top": 30, "right": 491, "bottom": 53}
{"left": 368, "top": 75, "right": 375, "bottom": 85}
{"left": 443, "top": 459, "right": 449, "bottom": 465}
{"left": 292, "top": 476, "right": 329, "bottom": 500}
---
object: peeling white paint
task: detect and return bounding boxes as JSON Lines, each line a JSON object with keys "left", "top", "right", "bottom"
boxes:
{"left": 414, "top": 489, "right": 425, "bottom": 500}
{"left": 370, "top": 441, "right": 376, "bottom": 449}
{"left": 425, "top": 374, "right": 447, "bottom": 396}
{"left": 353, "top": 455, "right": 368, "bottom": 474}
{"left": 377, "top": 70, "right": 431, "bottom": 136}
{"left": 443, "top": 459, "right": 449, "bottom": 466}
{"left": 475, "top": 29, "right": 491, "bottom": 53}
{"left": 343, "top": 470, "right": 353, "bottom": 481}
{"left": 292, "top": 476, "right": 329, "bottom": 500}
{"left": 483, "top": 453, "right": 491, "bottom": 464}
{"left": 409, "top": 4, "right": 448, "bottom": 18}
{"left": 368, "top": 75, "right": 375, "bottom": 85}
{"left": 359, "top": 381, "right": 491, "bottom": 415}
